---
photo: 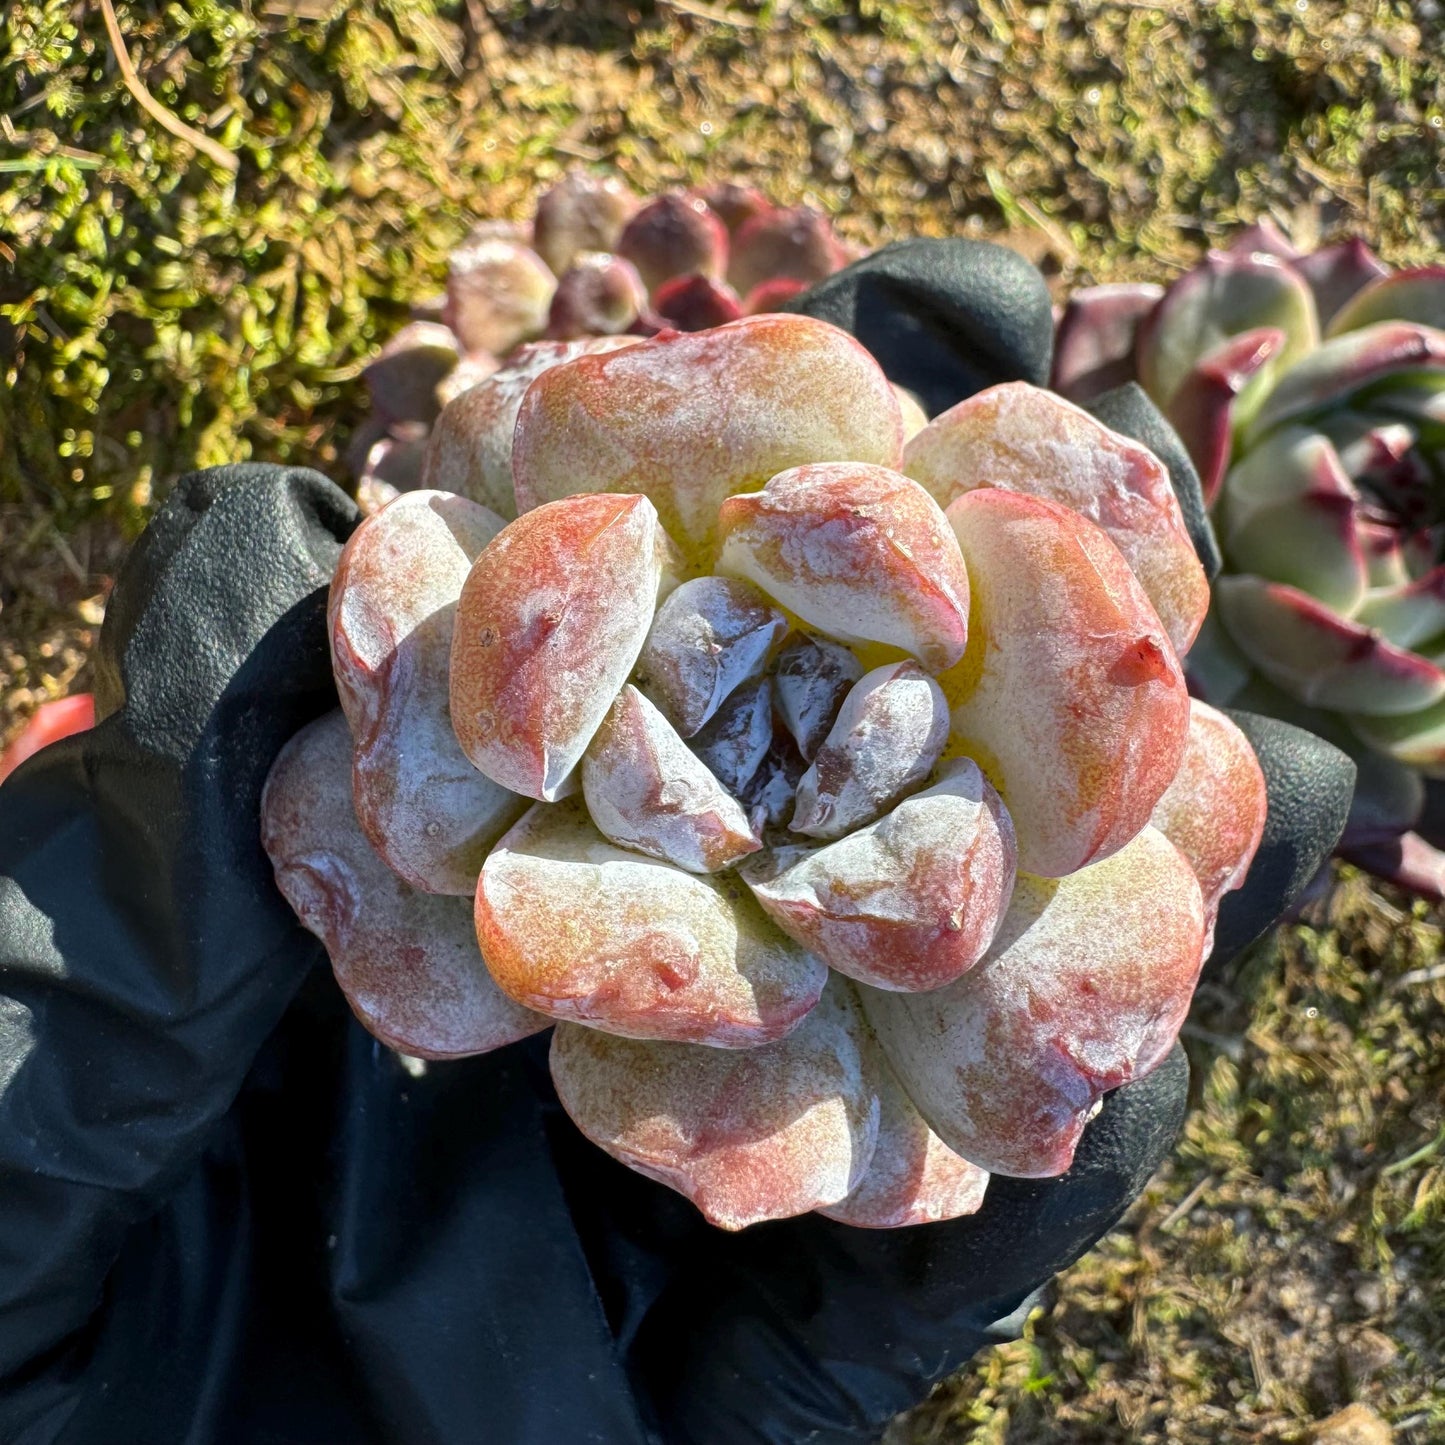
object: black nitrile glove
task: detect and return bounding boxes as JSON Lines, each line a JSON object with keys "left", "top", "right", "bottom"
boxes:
{"left": 1, "top": 244, "right": 1355, "bottom": 1445}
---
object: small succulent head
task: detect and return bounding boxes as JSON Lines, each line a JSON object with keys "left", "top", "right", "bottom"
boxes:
{"left": 263, "top": 313, "right": 1266, "bottom": 1230}
{"left": 1055, "top": 226, "right": 1445, "bottom": 797}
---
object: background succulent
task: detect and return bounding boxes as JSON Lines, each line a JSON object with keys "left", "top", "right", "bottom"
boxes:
{"left": 1055, "top": 226, "right": 1445, "bottom": 890}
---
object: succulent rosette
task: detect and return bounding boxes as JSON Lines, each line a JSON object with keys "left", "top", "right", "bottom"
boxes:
{"left": 350, "top": 173, "right": 857, "bottom": 512}
{"left": 262, "top": 307, "right": 1269, "bottom": 1232}
{"left": 1055, "top": 225, "right": 1445, "bottom": 885}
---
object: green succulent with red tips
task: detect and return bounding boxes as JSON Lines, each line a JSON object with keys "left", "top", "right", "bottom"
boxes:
{"left": 1055, "top": 224, "right": 1445, "bottom": 879}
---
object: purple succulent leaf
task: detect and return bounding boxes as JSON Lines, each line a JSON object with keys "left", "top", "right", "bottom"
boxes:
{"left": 363, "top": 321, "right": 460, "bottom": 427}
{"left": 532, "top": 169, "right": 640, "bottom": 277}
{"left": 1164, "top": 326, "right": 1287, "bottom": 504}
{"left": 1218, "top": 425, "right": 1368, "bottom": 614}
{"left": 1215, "top": 573, "right": 1445, "bottom": 717}
{"left": 1050, "top": 282, "right": 1162, "bottom": 401}
{"left": 1225, "top": 219, "right": 1303, "bottom": 263}
{"left": 445, "top": 237, "right": 557, "bottom": 355}
{"left": 1136, "top": 251, "right": 1319, "bottom": 410}
{"left": 1339, "top": 832, "right": 1445, "bottom": 900}
{"left": 1293, "top": 239, "right": 1390, "bottom": 328}
{"left": 1325, "top": 266, "right": 1445, "bottom": 338}
{"left": 1243, "top": 322, "right": 1445, "bottom": 445}
{"left": 653, "top": 273, "right": 745, "bottom": 331}
{"left": 544, "top": 252, "right": 648, "bottom": 339}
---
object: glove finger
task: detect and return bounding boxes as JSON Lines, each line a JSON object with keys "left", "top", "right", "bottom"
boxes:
{"left": 784, "top": 238, "right": 1054, "bottom": 418}
{"left": 0, "top": 465, "right": 356, "bottom": 1379}
{"left": 633, "top": 1045, "right": 1190, "bottom": 1445}
{"left": 1209, "top": 710, "right": 1355, "bottom": 965}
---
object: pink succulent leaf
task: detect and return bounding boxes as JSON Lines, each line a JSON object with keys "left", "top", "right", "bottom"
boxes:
{"left": 1325, "top": 266, "right": 1445, "bottom": 338}
{"left": 942, "top": 488, "right": 1191, "bottom": 879}
{"left": 689, "top": 182, "right": 772, "bottom": 234}
{"left": 1347, "top": 693, "right": 1445, "bottom": 771}
{"left": 1148, "top": 700, "right": 1268, "bottom": 956}
{"left": 1163, "top": 326, "right": 1288, "bottom": 506}
{"left": 742, "top": 757, "right": 1017, "bottom": 993}
{"left": 581, "top": 685, "right": 763, "bottom": 874}
{"left": 329, "top": 490, "right": 529, "bottom": 896}
{"left": 1293, "top": 239, "right": 1390, "bottom": 329}
{"left": 744, "top": 276, "right": 810, "bottom": 314}
{"left": 726, "top": 204, "right": 849, "bottom": 298}
{"left": 444, "top": 238, "right": 557, "bottom": 356}
{"left": 716, "top": 463, "right": 971, "bottom": 672}
{"left": 1136, "top": 251, "right": 1319, "bottom": 410}
{"left": 617, "top": 192, "right": 729, "bottom": 296}
{"left": 772, "top": 633, "right": 865, "bottom": 761}
{"left": 819, "top": 1000, "right": 990, "bottom": 1228}
{"left": 1215, "top": 574, "right": 1445, "bottom": 717}
{"left": 363, "top": 321, "right": 461, "bottom": 428}
{"left": 652, "top": 273, "right": 745, "bottom": 332}
{"left": 511, "top": 314, "right": 905, "bottom": 561}
{"left": 476, "top": 796, "right": 827, "bottom": 1046}
{"left": 260, "top": 710, "right": 547, "bottom": 1060}
{"left": 544, "top": 253, "right": 649, "bottom": 340}
{"left": 689, "top": 675, "right": 776, "bottom": 798}
{"left": 450, "top": 494, "right": 669, "bottom": 802}
{"left": 1050, "top": 282, "right": 1163, "bottom": 402}
{"left": 357, "top": 430, "right": 428, "bottom": 498}
{"left": 1242, "top": 322, "right": 1445, "bottom": 446}
{"left": 436, "top": 352, "right": 502, "bottom": 409}
{"left": 547, "top": 977, "right": 878, "bottom": 1231}
{"left": 1217, "top": 425, "right": 1369, "bottom": 615}
{"left": 532, "top": 169, "right": 640, "bottom": 277}
{"left": 422, "top": 336, "right": 642, "bottom": 522}
{"left": 791, "top": 662, "right": 951, "bottom": 840}
{"left": 1224, "top": 220, "right": 1302, "bottom": 263}
{"left": 859, "top": 825, "right": 1206, "bottom": 1178}
{"left": 1339, "top": 831, "right": 1445, "bottom": 899}
{"left": 634, "top": 575, "right": 789, "bottom": 738}
{"left": 902, "top": 381, "right": 1209, "bottom": 655}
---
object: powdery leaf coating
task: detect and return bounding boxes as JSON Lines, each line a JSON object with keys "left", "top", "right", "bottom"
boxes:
{"left": 727, "top": 205, "right": 849, "bottom": 298}
{"left": 511, "top": 315, "right": 905, "bottom": 563}
{"left": 545, "top": 253, "right": 648, "bottom": 339}
{"left": 892, "top": 384, "right": 929, "bottom": 442}
{"left": 819, "top": 1015, "right": 990, "bottom": 1228}
{"left": 903, "top": 383, "right": 1210, "bottom": 657}
{"left": 617, "top": 192, "right": 729, "bottom": 295}
{"left": 689, "top": 675, "right": 775, "bottom": 797}
{"left": 742, "top": 730, "right": 809, "bottom": 833}
{"left": 743, "top": 758, "right": 1017, "bottom": 992}
{"left": 450, "top": 494, "right": 666, "bottom": 802}
{"left": 260, "top": 710, "right": 546, "bottom": 1059}
{"left": 548, "top": 979, "right": 878, "bottom": 1230}
{"left": 436, "top": 352, "right": 502, "bottom": 409}
{"left": 943, "top": 489, "right": 1191, "bottom": 878}
{"left": 329, "top": 491, "right": 528, "bottom": 894}
{"left": 717, "top": 463, "right": 971, "bottom": 672}
{"left": 583, "top": 686, "right": 763, "bottom": 873}
{"left": 1149, "top": 700, "right": 1267, "bottom": 954}
{"left": 635, "top": 575, "right": 789, "bottom": 737}
{"left": 532, "top": 169, "right": 640, "bottom": 277}
{"left": 422, "top": 336, "right": 640, "bottom": 521}
{"left": 476, "top": 797, "right": 827, "bottom": 1046}
{"left": 861, "top": 825, "right": 1206, "bottom": 1177}
{"left": 773, "top": 633, "right": 865, "bottom": 761}
{"left": 792, "top": 661, "right": 951, "bottom": 840}
{"left": 444, "top": 237, "right": 557, "bottom": 356}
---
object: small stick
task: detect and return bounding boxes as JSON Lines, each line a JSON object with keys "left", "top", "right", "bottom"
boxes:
{"left": 97, "top": 0, "right": 239, "bottom": 174}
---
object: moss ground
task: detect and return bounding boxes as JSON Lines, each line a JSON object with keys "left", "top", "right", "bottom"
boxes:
{"left": 2, "top": 3, "right": 1442, "bottom": 1437}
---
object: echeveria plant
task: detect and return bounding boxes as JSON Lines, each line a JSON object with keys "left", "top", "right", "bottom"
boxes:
{"left": 261, "top": 311, "right": 1267, "bottom": 1230}
{"left": 1054, "top": 224, "right": 1445, "bottom": 887}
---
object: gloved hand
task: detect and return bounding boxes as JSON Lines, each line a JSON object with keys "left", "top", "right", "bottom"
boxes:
{"left": 0, "top": 244, "right": 1355, "bottom": 1445}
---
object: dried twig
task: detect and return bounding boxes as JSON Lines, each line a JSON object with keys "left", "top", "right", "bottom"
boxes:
{"left": 97, "top": 0, "right": 239, "bottom": 174}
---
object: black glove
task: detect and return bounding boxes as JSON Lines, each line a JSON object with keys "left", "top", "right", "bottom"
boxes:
{"left": 0, "top": 246, "right": 1355, "bottom": 1445}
